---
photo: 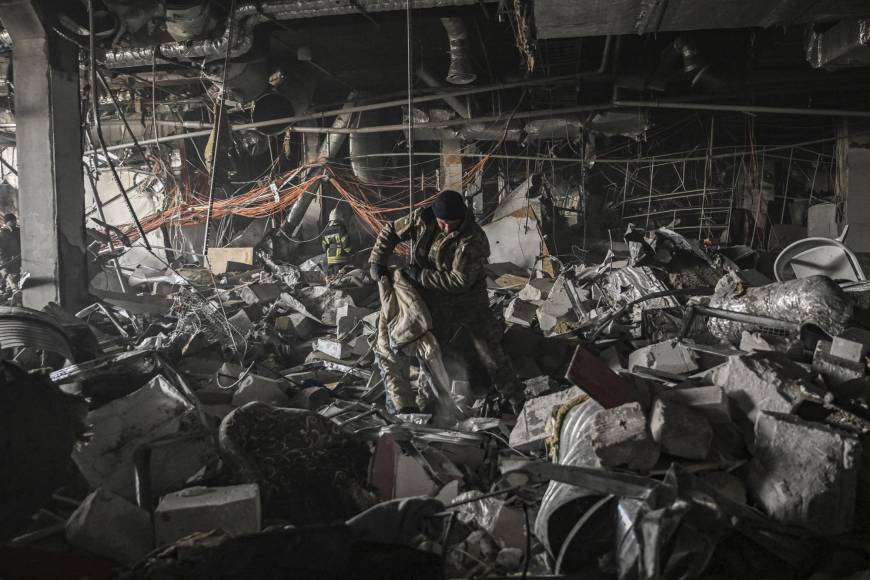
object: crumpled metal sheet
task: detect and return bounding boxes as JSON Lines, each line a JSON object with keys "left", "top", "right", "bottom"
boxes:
{"left": 707, "top": 275, "right": 853, "bottom": 344}
{"left": 533, "top": 397, "right": 604, "bottom": 556}
{"left": 602, "top": 266, "right": 680, "bottom": 322}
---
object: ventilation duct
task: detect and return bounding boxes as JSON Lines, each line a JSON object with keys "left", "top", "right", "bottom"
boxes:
{"left": 164, "top": 0, "right": 217, "bottom": 42}
{"left": 440, "top": 17, "right": 477, "bottom": 85}
{"left": 99, "top": 1, "right": 491, "bottom": 69}
{"left": 807, "top": 19, "right": 870, "bottom": 70}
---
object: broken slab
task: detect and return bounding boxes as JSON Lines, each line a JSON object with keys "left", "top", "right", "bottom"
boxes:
{"left": 313, "top": 338, "right": 351, "bottom": 360}
{"left": 628, "top": 340, "right": 699, "bottom": 375}
{"left": 154, "top": 484, "right": 261, "bottom": 546}
{"left": 711, "top": 352, "right": 826, "bottom": 422}
{"left": 523, "top": 375, "right": 558, "bottom": 399}
{"left": 238, "top": 283, "right": 282, "bottom": 306}
{"left": 589, "top": 402, "right": 660, "bottom": 470}
{"left": 231, "top": 374, "right": 290, "bottom": 407}
{"left": 700, "top": 471, "right": 747, "bottom": 504}
{"left": 831, "top": 327, "right": 870, "bottom": 363}
{"left": 66, "top": 488, "right": 153, "bottom": 564}
{"left": 747, "top": 412, "right": 860, "bottom": 534}
{"left": 518, "top": 278, "right": 554, "bottom": 302}
{"left": 206, "top": 247, "right": 254, "bottom": 275}
{"left": 504, "top": 297, "right": 538, "bottom": 328}
{"left": 649, "top": 398, "right": 712, "bottom": 461}
{"left": 72, "top": 375, "right": 208, "bottom": 500}
{"left": 336, "top": 304, "right": 374, "bottom": 337}
{"left": 509, "top": 386, "right": 585, "bottom": 451}
{"left": 738, "top": 331, "right": 800, "bottom": 356}
{"left": 660, "top": 386, "right": 730, "bottom": 424}
{"left": 536, "top": 275, "right": 577, "bottom": 336}
{"left": 813, "top": 340, "right": 865, "bottom": 387}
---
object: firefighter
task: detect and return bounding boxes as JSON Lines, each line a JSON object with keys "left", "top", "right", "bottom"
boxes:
{"left": 322, "top": 208, "right": 353, "bottom": 275}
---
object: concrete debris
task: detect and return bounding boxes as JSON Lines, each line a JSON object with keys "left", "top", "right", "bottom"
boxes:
{"left": 747, "top": 412, "right": 860, "bottom": 534}
{"left": 154, "top": 484, "right": 262, "bottom": 546}
{"left": 66, "top": 488, "right": 154, "bottom": 564}
{"left": 711, "top": 352, "right": 826, "bottom": 421}
{"left": 509, "top": 386, "right": 585, "bottom": 450}
{"left": 19, "top": 202, "right": 870, "bottom": 580}
{"left": 813, "top": 340, "right": 866, "bottom": 386}
{"left": 589, "top": 402, "right": 660, "bottom": 470}
{"left": 628, "top": 339, "right": 699, "bottom": 375}
{"left": 504, "top": 297, "right": 538, "bottom": 328}
{"left": 518, "top": 278, "right": 554, "bottom": 302}
{"left": 650, "top": 398, "right": 713, "bottom": 460}
{"left": 660, "top": 385, "right": 731, "bottom": 424}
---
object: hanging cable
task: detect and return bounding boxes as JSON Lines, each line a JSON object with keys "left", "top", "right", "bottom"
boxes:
{"left": 201, "top": 0, "right": 236, "bottom": 258}
{"left": 88, "top": 0, "right": 151, "bottom": 251}
{"left": 406, "top": 0, "right": 415, "bottom": 264}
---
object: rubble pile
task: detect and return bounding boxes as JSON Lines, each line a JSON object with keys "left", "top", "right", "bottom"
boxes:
{"left": 6, "top": 224, "right": 870, "bottom": 579}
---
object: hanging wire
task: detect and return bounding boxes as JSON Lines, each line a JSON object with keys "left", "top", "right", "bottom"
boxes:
{"left": 406, "top": 0, "right": 415, "bottom": 264}
{"left": 201, "top": 0, "right": 236, "bottom": 258}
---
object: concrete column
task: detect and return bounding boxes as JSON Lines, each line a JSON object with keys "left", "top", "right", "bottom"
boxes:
{"left": 439, "top": 134, "right": 464, "bottom": 193}
{"left": 1, "top": 0, "right": 88, "bottom": 310}
{"left": 841, "top": 120, "right": 870, "bottom": 251}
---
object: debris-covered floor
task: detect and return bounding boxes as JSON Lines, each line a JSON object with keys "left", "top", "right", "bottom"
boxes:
{"left": 5, "top": 221, "right": 870, "bottom": 579}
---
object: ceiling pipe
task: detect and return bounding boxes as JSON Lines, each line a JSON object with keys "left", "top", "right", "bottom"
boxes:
{"left": 613, "top": 98, "right": 870, "bottom": 118}
{"left": 440, "top": 17, "right": 476, "bottom": 85}
{"left": 95, "top": 0, "right": 493, "bottom": 68}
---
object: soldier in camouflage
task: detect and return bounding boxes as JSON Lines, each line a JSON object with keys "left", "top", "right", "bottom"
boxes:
{"left": 369, "top": 189, "right": 522, "bottom": 414}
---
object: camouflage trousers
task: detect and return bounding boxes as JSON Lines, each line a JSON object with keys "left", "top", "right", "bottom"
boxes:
{"left": 377, "top": 297, "right": 521, "bottom": 412}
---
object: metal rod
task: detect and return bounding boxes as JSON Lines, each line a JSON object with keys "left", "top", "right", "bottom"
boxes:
{"left": 202, "top": 0, "right": 235, "bottom": 258}
{"left": 88, "top": 0, "right": 151, "bottom": 251}
{"left": 614, "top": 99, "right": 870, "bottom": 119}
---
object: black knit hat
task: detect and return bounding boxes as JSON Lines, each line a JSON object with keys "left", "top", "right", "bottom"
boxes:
{"left": 432, "top": 189, "right": 466, "bottom": 220}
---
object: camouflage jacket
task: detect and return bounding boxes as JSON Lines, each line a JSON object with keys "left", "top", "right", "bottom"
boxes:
{"left": 369, "top": 206, "right": 490, "bottom": 306}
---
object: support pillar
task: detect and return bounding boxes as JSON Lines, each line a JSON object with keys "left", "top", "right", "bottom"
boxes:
{"left": 0, "top": 0, "right": 88, "bottom": 310}
{"left": 841, "top": 119, "right": 870, "bottom": 252}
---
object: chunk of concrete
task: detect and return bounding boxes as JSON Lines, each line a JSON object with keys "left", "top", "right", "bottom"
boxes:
{"left": 628, "top": 340, "right": 699, "bottom": 375}
{"left": 313, "top": 338, "right": 351, "bottom": 360}
{"left": 813, "top": 340, "right": 865, "bottom": 386}
{"left": 518, "top": 278, "right": 554, "bottom": 303}
{"left": 66, "top": 488, "right": 153, "bottom": 564}
{"left": 711, "top": 352, "right": 825, "bottom": 422}
{"left": 336, "top": 304, "right": 374, "bottom": 337}
{"left": 747, "top": 412, "right": 860, "bottom": 534}
{"left": 509, "top": 387, "right": 584, "bottom": 451}
{"left": 523, "top": 375, "right": 558, "bottom": 398}
{"left": 661, "top": 386, "right": 731, "bottom": 424}
{"left": 154, "top": 484, "right": 261, "bottom": 546}
{"left": 536, "top": 276, "right": 577, "bottom": 336}
{"left": 589, "top": 402, "right": 660, "bottom": 470}
{"left": 71, "top": 375, "right": 207, "bottom": 500}
{"left": 231, "top": 374, "right": 290, "bottom": 407}
{"left": 832, "top": 327, "right": 870, "bottom": 363}
{"left": 739, "top": 331, "right": 799, "bottom": 355}
{"left": 649, "top": 398, "right": 712, "bottom": 460}
{"left": 289, "top": 312, "right": 315, "bottom": 339}
{"left": 505, "top": 297, "right": 538, "bottom": 328}
{"left": 238, "top": 283, "right": 282, "bottom": 306}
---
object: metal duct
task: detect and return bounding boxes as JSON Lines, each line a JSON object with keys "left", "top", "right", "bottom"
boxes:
{"left": 165, "top": 0, "right": 217, "bottom": 42}
{"left": 440, "top": 17, "right": 476, "bottom": 85}
{"left": 418, "top": 67, "right": 470, "bottom": 118}
{"left": 0, "top": 306, "right": 73, "bottom": 362}
{"left": 807, "top": 19, "right": 870, "bottom": 69}
{"left": 101, "top": 1, "right": 490, "bottom": 69}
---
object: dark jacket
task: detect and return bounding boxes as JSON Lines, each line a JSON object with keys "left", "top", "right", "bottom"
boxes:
{"left": 369, "top": 206, "right": 490, "bottom": 311}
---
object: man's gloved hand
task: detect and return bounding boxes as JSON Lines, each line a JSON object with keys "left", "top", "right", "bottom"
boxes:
{"left": 369, "top": 262, "right": 389, "bottom": 281}
{"left": 345, "top": 496, "right": 444, "bottom": 546}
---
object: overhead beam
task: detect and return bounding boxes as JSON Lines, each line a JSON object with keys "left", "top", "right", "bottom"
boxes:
{"left": 0, "top": 0, "right": 88, "bottom": 311}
